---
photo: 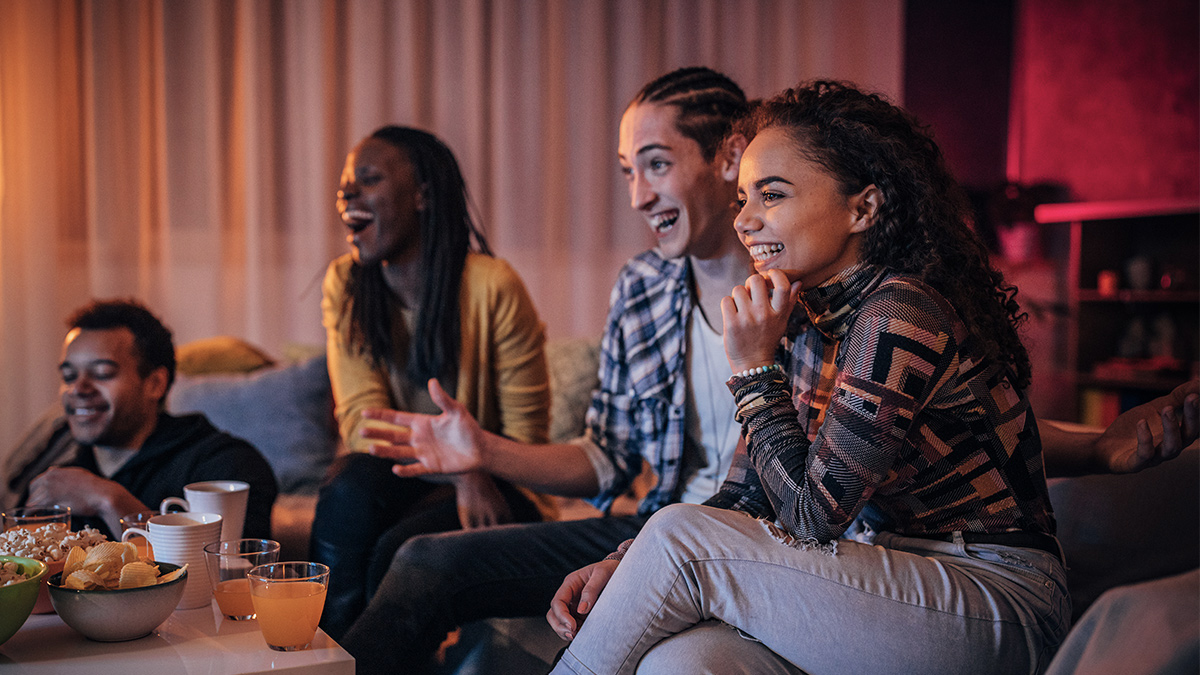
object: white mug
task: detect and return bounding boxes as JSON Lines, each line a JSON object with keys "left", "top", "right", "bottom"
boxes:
{"left": 123, "top": 512, "right": 223, "bottom": 609}
{"left": 160, "top": 480, "right": 250, "bottom": 542}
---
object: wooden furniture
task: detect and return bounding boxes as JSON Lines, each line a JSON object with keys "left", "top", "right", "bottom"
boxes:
{"left": 1034, "top": 198, "right": 1199, "bottom": 424}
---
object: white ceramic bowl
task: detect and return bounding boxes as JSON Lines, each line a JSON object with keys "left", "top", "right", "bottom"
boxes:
{"left": 47, "top": 562, "right": 187, "bottom": 641}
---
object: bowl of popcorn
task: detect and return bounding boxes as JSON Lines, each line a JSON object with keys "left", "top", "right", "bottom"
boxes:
{"left": 0, "top": 556, "right": 48, "bottom": 646}
{"left": 47, "top": 542, "right": 187, "bottom": 642}
{"left": 0, "top": 522, "right": 107, "bottom": 614}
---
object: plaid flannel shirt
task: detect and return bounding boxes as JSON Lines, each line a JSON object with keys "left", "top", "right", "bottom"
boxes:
{"left": 584, "top": 250, "right": 693, "bottom": 515}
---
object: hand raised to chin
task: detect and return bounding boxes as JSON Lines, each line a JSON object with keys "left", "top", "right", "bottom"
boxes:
{"left": 720, "top": 269, "right": 800, "bottom": 374}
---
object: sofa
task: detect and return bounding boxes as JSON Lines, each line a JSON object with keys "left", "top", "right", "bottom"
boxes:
{"left": 165, "top": 337, "right": 1199, "bottom": 673}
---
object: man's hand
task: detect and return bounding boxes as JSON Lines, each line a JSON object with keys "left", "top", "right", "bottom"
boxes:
{"left": 27, "top": 467, "right": 148, "bottom": 534}
{"left": 363, "top": 378, "right": 487, "bottom": 478}
{"left": 452, "top": 472, "right": 514, "bottom": 530}
{"left": 720, "top": 270, "right": 801, "bottom": 374}
{"left": 1096, "top": 380, "right": 1199, "bottom": 474}
{"left": 546, "top": 559, "right": 619, "bottom": 641}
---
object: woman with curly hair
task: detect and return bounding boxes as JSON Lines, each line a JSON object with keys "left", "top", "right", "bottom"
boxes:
{"left": 310, "top": 126, "right": 551, "bottom": 639}
{"left": 546, "top": 81, "right": 1068, "bottom": 675}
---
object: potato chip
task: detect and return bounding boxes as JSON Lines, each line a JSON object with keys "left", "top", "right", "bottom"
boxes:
{"left": 83, "top": 541, "right": 128, "bottom": 568}
{"left": 118, "top": 561, "right": 160, "bottom": 589}
{"left": 63, "top": 545, "right": 87, "bottom": 576}
{"left": 157, "top": 564, "right": 187, "bottom": 585}
{"left": 64, "top": 569, "right": 104, "bottom": 590}
{"left": 56, "top": 544, "right": 180, "bottom": 590}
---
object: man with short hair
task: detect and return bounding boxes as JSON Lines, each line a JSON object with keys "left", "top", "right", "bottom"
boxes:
{"left": 2, "top": 299, "right": 278, "bottom": 540}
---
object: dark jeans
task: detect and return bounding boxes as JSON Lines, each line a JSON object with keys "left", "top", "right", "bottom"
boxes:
{"left": 309, "top": 453, "right": 543, "bottom": 640}
{"left": 341, "top": 512, "right": 649, "bottom": 675}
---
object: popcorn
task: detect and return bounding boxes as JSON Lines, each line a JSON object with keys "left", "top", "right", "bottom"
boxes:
{"left": 0, "top": 560, "right": 31, "bottom": 587}
{"left": 0, "top": 523, "right": 107, "bottom": 562}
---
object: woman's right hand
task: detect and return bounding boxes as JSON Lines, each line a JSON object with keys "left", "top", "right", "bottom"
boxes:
{"left": 546, "top": 559, "right": 619, "bottom": 641}
{"left": 362, "top": 378, "right": 486, "bottom": 477}
{"left": 721, "top": 269, "right": 801, "bottom": 374}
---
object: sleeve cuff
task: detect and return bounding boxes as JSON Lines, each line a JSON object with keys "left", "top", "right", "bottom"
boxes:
{"left": 570, "top": 434, "right": 615, "bottom": 496}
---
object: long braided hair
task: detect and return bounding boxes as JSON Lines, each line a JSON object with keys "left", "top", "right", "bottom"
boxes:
{"left": 344, "top": 126, "right": 492, "bottom": 384}
{"left": 738, "top": 81, "right": 1032, "bottom": 388}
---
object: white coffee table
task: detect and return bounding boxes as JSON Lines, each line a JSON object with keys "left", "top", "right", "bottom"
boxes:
{"left": 0, "top": 603, "right": 355, "bottom": 674}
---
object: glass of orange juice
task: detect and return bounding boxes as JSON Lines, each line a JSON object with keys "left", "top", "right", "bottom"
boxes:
{"left": 204, "top": 539, "right": 280, "bottom": 620}
{"left": 247, "top": 561, "right": 329, "bottom": 651}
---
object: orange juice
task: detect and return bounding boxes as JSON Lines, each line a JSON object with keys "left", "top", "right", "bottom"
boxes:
{"left": 250, "top": 581, "right": 327, "bottom": 649}
{"left": 214, "top": 578, "right": 256, "bottom": 618}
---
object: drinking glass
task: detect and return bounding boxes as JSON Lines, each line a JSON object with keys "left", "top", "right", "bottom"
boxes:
{"left": 204, "top": 539, "right": 280, "bottom": 620}
{"left": 247, "top": 562, "right": 329, "bottom": 651}
{"left": 1, "top": 505, "right": 71, "bottom": 533}
{"left": 119, "top": 510, "right": 157, "bottom": 559}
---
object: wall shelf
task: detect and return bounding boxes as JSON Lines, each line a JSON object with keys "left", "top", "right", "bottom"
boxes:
{"left": 1036, "top": 199, "right": 1199, "bottom": 425}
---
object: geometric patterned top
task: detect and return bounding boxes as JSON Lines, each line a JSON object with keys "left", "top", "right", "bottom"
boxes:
{"left": 711, "top": 263, "right": 1057, "bottom": 542}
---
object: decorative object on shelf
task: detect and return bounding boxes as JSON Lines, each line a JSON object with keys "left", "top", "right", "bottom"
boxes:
{"left": 1124, "top": 255, "right": 1153, "bottom": 291}
{"left": 984, "top": 181, "right": 1068, "bottom": 263}
{"left": 1097, "top": 270, "right": 1119, "bottom": 297}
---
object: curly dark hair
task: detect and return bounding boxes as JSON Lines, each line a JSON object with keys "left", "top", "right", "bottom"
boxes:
{"left": 737, "top": 81, "right": 1031, "bottom": 388}
{"left": 68, "top": 298, "right": 176, "bottom": 392}
{"left": 344, "top": 126, "right": 492, "bottom": 384}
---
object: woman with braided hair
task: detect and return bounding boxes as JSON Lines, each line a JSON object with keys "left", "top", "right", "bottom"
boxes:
{"left": 310, "top": 126, "right": 552, "bottom": 639}
{"left": 547, "top": 81, "right": 1069, "bottom": 675}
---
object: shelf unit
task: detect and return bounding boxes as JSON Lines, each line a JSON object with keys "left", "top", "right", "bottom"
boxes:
{"left": 1034, "top": 198, "right": 1199, "bottom": 424}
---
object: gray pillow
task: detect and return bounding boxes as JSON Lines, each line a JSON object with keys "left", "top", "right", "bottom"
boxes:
{"left": 167, "top": 355, "right": 338, "bottom": 494}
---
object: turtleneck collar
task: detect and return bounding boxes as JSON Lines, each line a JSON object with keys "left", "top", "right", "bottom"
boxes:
{"left": 797, "top": 263, "right": 889, "bottom": 341}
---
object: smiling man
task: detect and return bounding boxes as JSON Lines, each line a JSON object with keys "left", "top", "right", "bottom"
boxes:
{"left": 2, "top": 299, "right": 277, "bottom": 540}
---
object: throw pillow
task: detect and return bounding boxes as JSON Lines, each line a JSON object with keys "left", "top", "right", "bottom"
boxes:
{"left": 167, "top": 355, "right": 338, "bottom": 494}
{"left": 177, "top": 336, "right": 275, "bottom": 375}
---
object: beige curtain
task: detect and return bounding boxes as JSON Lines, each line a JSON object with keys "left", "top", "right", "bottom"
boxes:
{"left": 0, "top": 0, "right": 902, "bottom": 450}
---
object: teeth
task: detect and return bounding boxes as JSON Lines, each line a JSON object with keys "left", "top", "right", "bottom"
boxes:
{"left": 341, "top": 210, "right": 373, "bottom": 224}
{"left": 749, "top": 243, "right": 784, "bottom": 261}
{"left": 650, "top": 211, "right": 678, "bottom": 233}
{"left": 71, "top": 407, "right": 102, "bottom": 415}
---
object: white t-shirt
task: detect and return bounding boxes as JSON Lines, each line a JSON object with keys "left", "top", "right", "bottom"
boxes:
{"left": 679, "top": 305, "right": 740, "bottom": 505}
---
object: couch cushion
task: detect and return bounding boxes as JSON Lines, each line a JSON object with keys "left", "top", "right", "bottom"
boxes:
{"left": 168, "top": 355, "right": 339, "bottom": 494}
{"left": 1049, "top": 448, "right": 1200, "bottom": 619}
{"left": 546, "top": 338, "right": 600, "bottom": 444}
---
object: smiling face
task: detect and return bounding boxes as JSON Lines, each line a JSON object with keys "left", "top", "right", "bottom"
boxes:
{"left": 617, "top": 102, "right": 740, "bottom": 261}
{"left": 735, "top": 127, "right": 877, "bottom": 288}
{"left": 59, "top": 327, "right": 166, "bottom": 449}
{"left": 336, "top": 137, "right": 424, "bottom": 266}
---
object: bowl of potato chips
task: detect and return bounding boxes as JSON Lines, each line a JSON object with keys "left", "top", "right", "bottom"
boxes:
{"left": 0, "top": 556, "right": 48, "bottom": 646}
{"left": 47, "top": 542, "right": 187, "bottom": 642}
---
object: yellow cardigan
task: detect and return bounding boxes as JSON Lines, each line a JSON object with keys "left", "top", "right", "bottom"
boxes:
{"left": 322, "top": 253, "right": 551, "bottom": 458}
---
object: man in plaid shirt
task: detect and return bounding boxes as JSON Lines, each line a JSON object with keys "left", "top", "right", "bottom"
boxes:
{"left": 342, "top": 67, "right": 1199, "bottom": 673}
{"left": 340, "top": 67, "right": 758, "bottom": 674}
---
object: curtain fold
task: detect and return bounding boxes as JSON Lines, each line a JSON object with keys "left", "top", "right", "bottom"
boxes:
{"left": 0, "top": 0, "right": 902, "bottom": 450}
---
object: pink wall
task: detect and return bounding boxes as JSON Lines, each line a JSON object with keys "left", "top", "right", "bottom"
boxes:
{"left": 1014, "top": 0, "right": 1199, "bottom": 201}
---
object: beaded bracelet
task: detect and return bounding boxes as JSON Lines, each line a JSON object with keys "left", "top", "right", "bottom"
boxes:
{"left": 727, "top": 363, "right": 782, "bottom": 382}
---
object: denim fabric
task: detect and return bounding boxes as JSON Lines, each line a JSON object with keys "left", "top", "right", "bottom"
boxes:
{"left": 636, "top": 620, "right": 807, "bottom": 675}
{"left": 309, "top": 453, "right": 542, "bottom": 640}
{"left": 553, "top": 504, "right": 1070, "bottom": 675}
{"left": 341, "top": 513, "right": 648, "bottom": 675}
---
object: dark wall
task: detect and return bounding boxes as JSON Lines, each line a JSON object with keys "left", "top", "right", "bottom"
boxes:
{"left": 1014, "top": 0, "right": 1199, "bottom": 201}
{"left": 903, "top": 0, "right": 1014, "bottom": 190}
